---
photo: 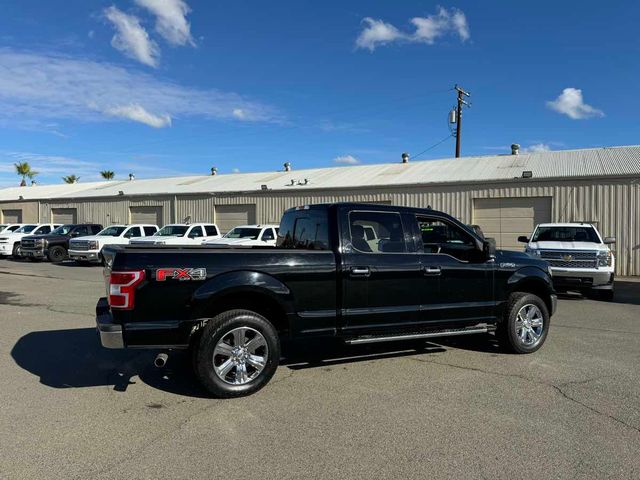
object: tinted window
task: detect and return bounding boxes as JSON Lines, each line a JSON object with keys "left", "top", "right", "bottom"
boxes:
{"left": 277, "top": 210, "right": 329, "bottom": 250}
{"left": 349, "top": 211, "right": 406, "bottom": 253}
{"left": 262, "top": 229, "right": 275, "bottom": 241}
{"left": 91, "top": 225, "right": 102, "bottom": 235}
{"left": 124, "top": 227, "right": 141, "bottom": 238}
{"left": 16, "top": 225, "right": 37, "bottom": 233}
{"left": 99, "top": 226, "right": 126, "bottom": 237}
{"left": 156, "top": 225, "right": 188, "bottom": 236}
{"left": 204, "top": 225, "right": 219, "bottom": 236}
{"left": 188, "top": 226, "right": 204, "bottom": 238}
{"left": 73, "top": 226, "right": 90, "bottom": 236}
{"left": 36, "top": 225, "right": 52, "bottom": 234}
{"left": 52, "top": 225, "right": 73, "bottom": 235}
{"left": 225, "top": 227, "right": 261, "bottom": 239}
{"left": 143, "top": 226, "right": 158, "bottom": 236}
{"left": 418, "top": 217, "right": 480, "bottom": 262}
{"left": 532, "top": 226, "right": 600, "bottom": 243}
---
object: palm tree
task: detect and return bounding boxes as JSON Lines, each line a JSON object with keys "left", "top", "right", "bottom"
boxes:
{"left": 100, "top": 170, "right": 115, "bottom": 180}
{"left": 15, "top": 162, "right": 38, "bottom": 186}
{"left": 62, "top": 175, "right": 80, "bottom": 184}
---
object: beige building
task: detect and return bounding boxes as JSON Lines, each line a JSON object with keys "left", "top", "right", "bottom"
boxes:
{"left": 1, "top": 145, "right": 639, "bottom": 275}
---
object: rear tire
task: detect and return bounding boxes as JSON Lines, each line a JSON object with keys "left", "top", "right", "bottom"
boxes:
{"left": 47, "top": 246, "right": 67, "bottom": 263}
{"left": 496, "top": 292, "right": 550, "bottom": 354}
{"left": 193, "top": 309, "right": 280, "bottom": 398}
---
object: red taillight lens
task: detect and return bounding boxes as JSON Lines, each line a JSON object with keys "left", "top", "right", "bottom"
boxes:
{"left": 109, "top": 270, "right": 145, "bottom": 310}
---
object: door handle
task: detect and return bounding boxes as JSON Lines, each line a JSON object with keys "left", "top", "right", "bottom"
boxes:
{"left": 350, "top": 266, "right": 371, "bottom": 277}
{"left": 423, "top": 266, "right": 441, "bottom": 275}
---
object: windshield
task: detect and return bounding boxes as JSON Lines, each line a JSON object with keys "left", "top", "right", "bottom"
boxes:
{"left": 155, "top": 225, "right": 188, "bottom": 237}
{"left": 15, "top": 225, "right": 37, "bottom": 233}
{"left": 52, "top": 225, "right": 74, "bottom": 235}
{"left": 98, "top": 226, "right": 127, "bottom": 237}
{"left": 532, "top": 226, "right": 600, "bottom": 243}
{"left": 224, "top": 227, "right": 262, "bottom": 239}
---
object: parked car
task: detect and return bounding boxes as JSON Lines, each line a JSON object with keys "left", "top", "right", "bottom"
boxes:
{"left": 68, "top": 224, "right": 159, "bottom": 264}
{"left": 519, "top": 222, "right": 615, "bottom": 300}
{"left": 0, "top": 224, "right": 61, "bottom": 258}
{"left": 97, "top": 203, "right": 557, "bottom": 398}
{"left": 205, "top": 224, "right": 279, "bottom": 247}
{"left": 130, "top": 223, "right": 221, "bottom": 246}
{"left": 0, "top": 223, "right": 26, "bottom": 234}
{"left": 20, "top": 223, "right": 103, "bottom": 262}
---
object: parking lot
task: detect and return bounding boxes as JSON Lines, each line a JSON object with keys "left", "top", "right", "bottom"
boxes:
{"left": 0, "top": 260, "right": 639, "bottom": 479}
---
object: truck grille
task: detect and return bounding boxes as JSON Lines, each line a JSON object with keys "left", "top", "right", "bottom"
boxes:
{"left": 540, "top": 250, "right": 597, "bottom": 269}
{"left": 21, "top": 239, "right": 39, "bottom": 249}
{"left": 70, "top": 240, "right": 90, "bottom": 251}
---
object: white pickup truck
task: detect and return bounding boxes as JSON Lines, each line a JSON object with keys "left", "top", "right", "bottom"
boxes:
{"left": 130, "top": 223, "right": 221, "bottom": 246}
{"left": 69, "top": 224, "right": 159, "bottom": 263}
{"left": 519, "top": 223, "right": 616, "bottom": 300}
{"left": 0, "top": 224, "right": 26, "bottom": 234}
{"left": 0, "top": 224, "right": 61, "bottom": 258}
{"left": 204, "top": 224, "right": 279, "bottom": 247}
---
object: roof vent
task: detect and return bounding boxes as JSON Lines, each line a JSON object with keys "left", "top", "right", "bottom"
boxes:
{"left": 211, "top": 167, "right": 218, "bottom": 176}
{"left": 284, "top": 162, "right": 292, "bottom": 172}
{"left": 401, "top": 152, "right": 410, "bottom": 163}
{"left": 128, "top": 173, "right": 135, "bottom": 181}
{"left": 511, "top": 144, "right": 520, "bottom": 155}
{"left": 31, "top": 180, "right": 37, "bottom": 186}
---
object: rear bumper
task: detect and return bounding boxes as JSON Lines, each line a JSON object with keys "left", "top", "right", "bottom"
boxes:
{"left": 96, "top": 297, "right": 124, "bottom": 348}
{"left": 95, "top": 297, "right": 193, "bottom": 349}
{"left": 69, "top": 250, "right": 100, "bottom": 262}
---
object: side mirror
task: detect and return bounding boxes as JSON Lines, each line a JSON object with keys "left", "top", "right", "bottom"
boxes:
{"left": 603, "top": 236, "right": 616, "bottom": 244}
{"left": 483, "top": 239, "right": 496, "bottom": 259}
{"left": 517, "top": 235, "right": 529, "bottom": 243}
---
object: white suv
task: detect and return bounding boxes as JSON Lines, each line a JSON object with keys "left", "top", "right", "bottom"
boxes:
{"left": 69, "top": 224, "right": 159, "bottom": 263}
{"left": 519, "top": 223, "right": 615, "bottom": 300}
{"left": 0, "top": 224, "right": 61, "bottom": 258}
{"left": 205, "top": 224, "right": 279, "bottom": 247}
{"left": 130, "top": 223, "right": 221, "bottom": 245}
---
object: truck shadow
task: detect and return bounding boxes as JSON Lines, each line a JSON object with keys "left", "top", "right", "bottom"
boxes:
{"left": 10, "top": 327, "right": 211, "bottom": 398}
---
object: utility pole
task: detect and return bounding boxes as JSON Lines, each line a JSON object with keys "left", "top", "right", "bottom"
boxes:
{"left": 453, "top": 85, "right": 470, "bottom": 158}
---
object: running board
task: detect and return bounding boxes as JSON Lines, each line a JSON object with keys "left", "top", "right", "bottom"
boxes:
{"left": 344, "top": 325, "right": 492, "bottom": 345}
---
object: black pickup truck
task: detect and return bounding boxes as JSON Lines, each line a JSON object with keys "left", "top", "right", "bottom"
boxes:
{"left": 97, "top": 203, "right": 556, "bottom": 397}
{"left": 21, "top": 223, "right": 103, "bottom": 262}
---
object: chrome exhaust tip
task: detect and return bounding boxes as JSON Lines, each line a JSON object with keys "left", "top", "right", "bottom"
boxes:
{"left": 154, "top": 353, "right": 168, "bottom": 368}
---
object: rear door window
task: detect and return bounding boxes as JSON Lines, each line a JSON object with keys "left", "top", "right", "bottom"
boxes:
{"left": 349, "top": 211, "right": 406, "bottom": 253}
{"left": 143, "top": 226, "right": 158, "bottom": 236}
{"left": 204, "top": 225, "right": 219, "bottom": 236}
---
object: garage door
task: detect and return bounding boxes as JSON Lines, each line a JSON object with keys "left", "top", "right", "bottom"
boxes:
{"left": 51, "top": 208, "right": 77, "bottom": 224}
{"left": 473, "top": 197, "right": 552, "bottom": 251}
{"left": 215, "top": 204, "right": 256, "bottom": 233}
{"left": 2, "top": 209, "right": 22, "bottom": 223}
{"left": 130, "top": 206, "right": 163, "bottom": 226}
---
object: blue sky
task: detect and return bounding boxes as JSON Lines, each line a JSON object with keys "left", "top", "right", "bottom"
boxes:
{"left": 1, "top": 0, "right": 638, "bottom": 186}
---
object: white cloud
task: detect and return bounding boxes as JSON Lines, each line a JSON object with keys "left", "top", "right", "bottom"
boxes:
{"left": 355, "top": 17, "right": 406, "bottom": 51}
{"left": 106, "top": 104, "right": 172, "bottom": 128}
{"left": 522, "top": 143, "right": 551, "bottom": 153}
{"left": 231, "top": 168, "right": 240, "bottom": 173}
{"left": 104, "top": 6, "right": 160, "bottom": 67}
{"left": 546, "top": 88, "right": 604, "bottom": 120}
{"left": 232, "top": 108, "right": 247, "bottom": 119}
{"left": 334, "top": 155, "right": 361, "bottom": 165}
{"left": 0, "top": 49, "right": 279, "bottom": 128}
{"left": 356, "top": 8, "right": 470, "bottom": 51}
{"left": 135, "top": 0, "right": 195, "bottom": 47}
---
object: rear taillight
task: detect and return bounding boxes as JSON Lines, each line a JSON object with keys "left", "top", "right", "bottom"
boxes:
{"left": 109, "top": 270, "right": 145, "bottom": 310}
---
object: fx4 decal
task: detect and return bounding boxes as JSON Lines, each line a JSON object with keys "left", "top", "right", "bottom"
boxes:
{"left": 155, "top": 268, "right": 207, "bottom": 281}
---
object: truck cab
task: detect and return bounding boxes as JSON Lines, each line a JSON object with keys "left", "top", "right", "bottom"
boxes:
{"left": 130, "top": 223, "right": 221, "bottom": 245}
{"left": 519, "top": 223, "right": 615, "bottom": 300}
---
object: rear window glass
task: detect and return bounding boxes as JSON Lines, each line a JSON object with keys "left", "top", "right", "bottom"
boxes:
{"left": 143, "top": 226, "right": 158, "bottom": 236}
{"left": 277, "top": 210, "right": 329, "bottom": 250}
{"left": 532, "top": 226, "right": 600, "bottom": 243}
{"left": 204, "top": 225, "right": 219, "bottom": 236}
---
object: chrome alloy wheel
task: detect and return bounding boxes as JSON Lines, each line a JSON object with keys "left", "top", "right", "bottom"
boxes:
{"left": 213, "top": 327, "right": 268, "bottom": 385}
{"left": 514, "top": 304, "right": 544, "bottom": 347}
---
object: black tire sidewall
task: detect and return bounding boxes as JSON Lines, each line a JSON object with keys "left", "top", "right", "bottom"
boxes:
{"left": 48, "top": 246, "right": 66, "bottom": 263}
{"left": 501, "top": 293, "right": 550, "bottom": 354}
{"left": 194, "top": 310, "right": 280, "bottom": 398}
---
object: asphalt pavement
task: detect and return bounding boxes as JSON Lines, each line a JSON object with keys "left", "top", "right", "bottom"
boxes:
{"left": 1, "top": 259, "right": 639, "bottom": 479}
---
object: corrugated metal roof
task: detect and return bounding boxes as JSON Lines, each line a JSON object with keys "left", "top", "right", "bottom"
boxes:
{"left": 1, "top": 145, "right": 639, "bottom": 202}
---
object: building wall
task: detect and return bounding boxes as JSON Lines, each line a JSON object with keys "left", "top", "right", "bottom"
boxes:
{"left": 2, "top": 176, "right": 638, "bottom": 275}
{"left": 0, "top": 201, "right": 39, "bottom": 223}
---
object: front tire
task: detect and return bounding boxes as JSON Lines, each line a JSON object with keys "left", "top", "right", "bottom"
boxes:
{"left": 496, "top": 292, "right": 550, "bottom": 354}
{"left": 12, "top": 243, "right": 21, "bottom": 258}
{"left": 47, "top": 246, "right": 67, "bottom": 263}
{"left": 193, "top": 309, "right": 280, "bottom": 398}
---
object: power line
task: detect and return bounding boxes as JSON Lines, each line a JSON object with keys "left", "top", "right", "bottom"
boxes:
{"left": 411, "top": 133, "right": 455, "bottom": 161}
